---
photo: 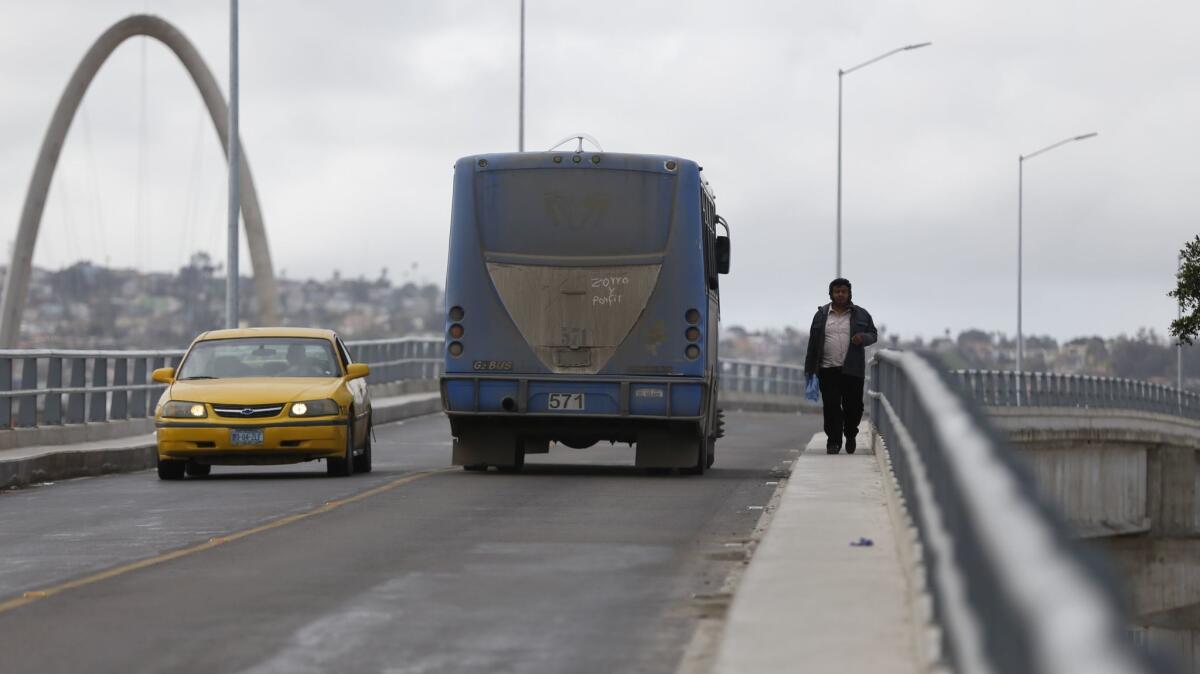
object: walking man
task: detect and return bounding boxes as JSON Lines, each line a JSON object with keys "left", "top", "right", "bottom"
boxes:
{"left": 804, "top": 278, "right": 878, "bottom": 454}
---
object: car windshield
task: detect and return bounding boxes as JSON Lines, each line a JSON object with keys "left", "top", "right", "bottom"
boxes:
{"left": 176, "top": 337, "right": 341, "bottom": 379}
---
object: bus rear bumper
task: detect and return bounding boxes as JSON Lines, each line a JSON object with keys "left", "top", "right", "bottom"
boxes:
{"left": 440, "top": 374, "right": 707, "bottom": 419}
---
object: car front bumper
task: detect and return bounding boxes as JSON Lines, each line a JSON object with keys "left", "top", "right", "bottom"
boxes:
{"left": 155, "top": 418, "right": 348, "bottom": 464}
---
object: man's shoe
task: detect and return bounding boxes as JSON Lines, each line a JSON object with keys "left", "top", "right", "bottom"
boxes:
{"left": 826, "top": 442, "right": 841, "bottom": 455}
{"left": 845, "top": 435, "right": 856, "bottom": 454}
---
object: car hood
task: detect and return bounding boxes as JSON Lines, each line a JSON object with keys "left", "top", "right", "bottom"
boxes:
{"left": 167, "top": 378, "right": 343, "bottom": 405}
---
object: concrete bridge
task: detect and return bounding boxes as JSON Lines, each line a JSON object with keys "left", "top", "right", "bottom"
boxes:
{"left": 0, "top": 342, "right": 1191, "bottom": 673}
{"left": 975, "top": 379, "right": 1200, "bottom": 662}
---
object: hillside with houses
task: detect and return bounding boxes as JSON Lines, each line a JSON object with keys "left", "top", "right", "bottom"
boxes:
{"left": 11, "top": 253, "right": 442, "bottom": 349}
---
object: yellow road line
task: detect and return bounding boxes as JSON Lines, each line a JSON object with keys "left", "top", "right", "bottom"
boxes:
{"left": 0, "top": 469, "right": 451, "bottom": 615}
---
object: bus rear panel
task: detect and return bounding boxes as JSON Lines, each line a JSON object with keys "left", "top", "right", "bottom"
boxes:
{"left": 440, "top": 151, "right": 726, "bottom": 473}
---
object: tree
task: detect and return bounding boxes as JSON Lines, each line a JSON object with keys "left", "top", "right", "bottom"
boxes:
{"left": 1169, "top": 235, "right": 1200, "bottom": 344}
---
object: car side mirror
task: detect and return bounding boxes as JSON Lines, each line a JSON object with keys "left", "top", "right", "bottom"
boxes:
{"left": 346, "top": 363, "right": 370, "bottom": 380}
{"left": 716, "top": 235, "right": 731, "bottom": 274}
{"left": 152, "top": 367, "right": 176, "bottom": 384}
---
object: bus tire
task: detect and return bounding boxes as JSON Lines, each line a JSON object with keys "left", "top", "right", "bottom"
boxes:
{"left": 680, "top": 438, "right": 707, "bottom": 476}
{"left": 706, "top": 437, "right": 716, "bottom": 469}
{"left": 497, "top": 451, "right": 525, "bottom": 473}
{"left": 453, "top": 431, "right": 519, "bottom": 470}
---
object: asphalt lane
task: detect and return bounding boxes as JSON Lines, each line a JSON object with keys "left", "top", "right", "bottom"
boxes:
{"left": 0, "top": 411, "right": 821, "bottom": 674}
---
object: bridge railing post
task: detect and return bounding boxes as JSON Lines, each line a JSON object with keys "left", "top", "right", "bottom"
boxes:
{"left": 45, "top": 356, "right": 63, "bottom": 425}
{"left": 66, "top": 357, "right": 86, "bottom": 424}
{"left": 148, "top": 356, "right": 166, "bottom": 417}
{"left": 130, "top": 358, "right": 148, "bottom": 418}
{"left": 0, "top": 356, "right": 12, "bottom": 429}
{"left": 16, "top": 355, "right": 38, "bottom": 427}
{"left": 110, "top": 357, "right": 128, "bottom": 420}
{"left": 88, "top": 357, "right": 108, "bottom": 422}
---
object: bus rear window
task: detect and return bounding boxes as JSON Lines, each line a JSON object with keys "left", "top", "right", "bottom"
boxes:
{"left": 476, "top": 168, "right": 674, "bottom": 257}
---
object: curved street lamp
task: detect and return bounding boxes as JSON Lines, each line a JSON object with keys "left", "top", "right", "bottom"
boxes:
{"left": 836, "top": 41, "right": 931, "bottom": 278}
{"left": 1016, "top": 131, "right": 1098, "bottom": 404}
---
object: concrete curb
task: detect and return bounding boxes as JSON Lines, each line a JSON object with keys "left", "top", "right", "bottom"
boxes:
{"left": 712, "top": 424, "right": 923, "bottom": 674}
{"left": 1, "top": 392, "right": 442, "bottom": 490}
{"left": 0, "top": 441, "right": 159, "bottom": 489}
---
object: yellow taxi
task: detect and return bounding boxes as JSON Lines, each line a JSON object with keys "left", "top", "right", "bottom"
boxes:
{"left": 152, "top": 328, "right": 372, "bottom": 480}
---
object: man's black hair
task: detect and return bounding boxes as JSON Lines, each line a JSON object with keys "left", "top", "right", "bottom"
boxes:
{"left": 829, "top": 278, "right": 852, "bottom": 294}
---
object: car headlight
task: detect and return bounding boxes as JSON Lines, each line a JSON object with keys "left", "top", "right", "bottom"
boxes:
{"left": 162, "top": 401, "right": 208, "bottom": 418}
{"left": 290, "top": 399, "right": 340, "bottom": 417}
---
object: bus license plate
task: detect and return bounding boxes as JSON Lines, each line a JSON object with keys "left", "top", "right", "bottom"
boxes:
{"left": 547, "top": 393, "right": 585, "bottom": 411}
{"left": 231, "top": 429, "right": 264, "bottom": 446}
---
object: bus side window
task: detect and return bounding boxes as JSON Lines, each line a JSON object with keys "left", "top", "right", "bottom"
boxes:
{"left": 701, "top": 194, "right": 719, "bottom": 291}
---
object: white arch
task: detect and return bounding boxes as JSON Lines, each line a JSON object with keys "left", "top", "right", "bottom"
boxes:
{"left": 0, "top": 13, "right": 280, "bottom": 346}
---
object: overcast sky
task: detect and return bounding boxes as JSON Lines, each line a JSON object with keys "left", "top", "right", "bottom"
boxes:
{"left": 1, "top": 1, "right": 1197, "bottom": 342}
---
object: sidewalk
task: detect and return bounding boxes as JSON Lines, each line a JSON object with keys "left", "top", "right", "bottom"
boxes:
{"left": 0, "top": 391, "right": 441, "bottom": 489}
{"left": 712, "top": 425, "right": 920, "bottom": 674}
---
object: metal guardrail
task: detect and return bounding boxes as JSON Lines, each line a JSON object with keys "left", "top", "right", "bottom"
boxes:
{"left": 344, "top": 337, "right": 443, "bottom": 383}
{"left": 870, "top": 350, "right": 1165, "bottom": 674}
{"left": 952, "top": 369, "right": 1200, "bottom": 418}
{"left": 0, "top": 342, "right": 807, "bottom": 431}
{"left": 718, "top": 359, "right": 805, "bottom": 397}
{"left": 0, "top": 337, "right": 443, "bottom": 430}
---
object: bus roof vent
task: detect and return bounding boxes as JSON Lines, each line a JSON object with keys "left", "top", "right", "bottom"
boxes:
{"left": 548, "top": 133, "right": 604, "bottom": 153}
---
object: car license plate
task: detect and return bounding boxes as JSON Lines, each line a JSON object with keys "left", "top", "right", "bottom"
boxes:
{"left": 230, "top": 429, "right": 264, "bottom": 446}
{"left": 547, "top": 393, "right": 585, "bottom": 411}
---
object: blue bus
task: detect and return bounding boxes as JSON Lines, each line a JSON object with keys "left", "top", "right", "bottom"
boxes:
{"left": 440, "top": 150, "right": 730, "bottom": 474}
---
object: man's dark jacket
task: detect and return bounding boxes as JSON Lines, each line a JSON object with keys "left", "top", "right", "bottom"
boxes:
{"left": 804, "top": 303, "right": 878, "bottom": 379}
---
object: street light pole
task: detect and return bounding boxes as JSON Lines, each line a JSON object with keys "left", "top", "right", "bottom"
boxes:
{"left": 1179, "top": 252, "right": 1184, "bottom": 410}
{"left": 836, "top": 41, "right": 931, "bottom": 278}
{"left": 226, "top": 0, "right": 240, "bottom": 328}
{"left": 1016, "top": 131, "right": 1098, "bottom": 404}
{"left": 518, "top": 0, "right": 525, "bottom": 152}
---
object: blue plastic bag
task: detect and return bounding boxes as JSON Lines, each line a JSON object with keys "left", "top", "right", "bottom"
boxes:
{"left": 804, "top": 374, "right": 820, "bottom": 402}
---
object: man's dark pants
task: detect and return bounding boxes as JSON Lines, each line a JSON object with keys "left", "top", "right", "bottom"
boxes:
{"left": 817, "top": 366, "right": 865, "bottom": 448}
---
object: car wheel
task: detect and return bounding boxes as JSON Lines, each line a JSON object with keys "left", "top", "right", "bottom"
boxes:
{"left": 185, "top": 462, "right": 211, "bottom": 477}
{"left": 462, "top": 464, "right": 488, "bottom": 472}
{"left": 353, "top": 417, "right": 373, "bottom": 474}
{"left": 326, "top": 417, "right": 356, "bottom": 477}
{"left": 158, "top": 458, "right": 185, "bottom": 481}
